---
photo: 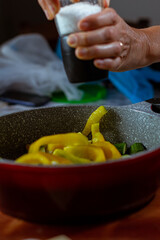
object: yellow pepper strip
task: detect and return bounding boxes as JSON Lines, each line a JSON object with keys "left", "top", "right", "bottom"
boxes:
{"left": 91, "top": 122, "right": 105, "bottom": 143}
{"left": 51, "top": 155, "right": 72, "bottom": 165}
{"left": 47, "top": 144, "right": 63, "bottom": 153}
{"left": 15, "top": 152, "right": 72, "bottom": 165}
{"left": 53, "top": 149, "right": 92, "bottom": 164}
{"left": 29, "top": 133, "right": 88, "bottom": 153}
{"left": 64, "top": 145, "right": 106, "bottom": 163}
{"left": 82, "top": 106, "right": 107, "bottom": 136}
{"left": 15, "top": 152, "right": 53, "bottom": 165}
{"left": 93, "top": 141, "right": 121, "bottom": 160}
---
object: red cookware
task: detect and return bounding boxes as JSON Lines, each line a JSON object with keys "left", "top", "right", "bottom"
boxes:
{"left": 0, "top": 99, "right": 159, "bottom": 223}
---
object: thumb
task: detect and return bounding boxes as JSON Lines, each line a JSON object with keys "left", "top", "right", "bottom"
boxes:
{"left": 103, "top": 0, "right": 110, "bottom": 8}
{"left": 38, "top": 0, "right": 60, "bottom": 20}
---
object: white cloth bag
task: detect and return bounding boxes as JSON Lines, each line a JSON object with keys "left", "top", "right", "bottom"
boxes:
{"left": 0, "top": 34, "right": 82, "bottom": 100}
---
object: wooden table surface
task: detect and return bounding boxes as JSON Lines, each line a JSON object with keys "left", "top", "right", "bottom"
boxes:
{"left": 0, "top": 188, "right": 160, "bottom": 240}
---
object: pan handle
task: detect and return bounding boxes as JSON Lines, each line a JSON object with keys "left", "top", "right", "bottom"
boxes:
{"left": 146, "top": 98, "right": 160, "bottom": 114}
{"left": 124, "top": 98, "right": 160, "bottom": 116}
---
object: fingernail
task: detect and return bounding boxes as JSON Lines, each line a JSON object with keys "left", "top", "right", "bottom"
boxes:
{"left": 39, "top": 0, "right": 55, "bottom": 20}
{"left": 78, "top": 48, "right": 88, "bottom": 57}
{"left": 47, "top": 4, "right": 55, "bottom": 19}
{"left": 67, "top": 35, "right": 77, "bottom": 47}
{"left": 44, "top": 10, "right": 51, "bottom": 20}
{"left": 95, "top": 59, "right": 104, "bottom": 67}
{"left": 103, "top": 0, "right": 110, "bottom": 8}
{"left": 79, "top": 21, "right": 89, "bottom": 30}
{"left": 42, "top": 2, "right": 55, "bottom": 20}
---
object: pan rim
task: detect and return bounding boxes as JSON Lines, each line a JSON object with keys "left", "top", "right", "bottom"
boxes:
{"left": 0, "top": 104, "right": 160, "bottom": 171}
{"left": 0, "top": 146, "right": 159, "bottom": 172}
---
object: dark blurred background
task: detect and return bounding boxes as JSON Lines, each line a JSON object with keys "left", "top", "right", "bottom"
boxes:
{"left": 0, "top": 0, "right": 58, "bottom": 49}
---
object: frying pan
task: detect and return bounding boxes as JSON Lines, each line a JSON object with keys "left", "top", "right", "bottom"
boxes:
{"left": 0, "top": 99, "right": 159, "bottom": 223}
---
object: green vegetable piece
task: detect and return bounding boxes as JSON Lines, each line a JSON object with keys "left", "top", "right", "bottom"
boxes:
{"left": 121, "top": 154, "right": 131, "bottom": 158}
{"left": 39, "top": 146, "right": 46, "bottom": 152}
{"left": 129, "top": 143, "right": 146, "bottom": 154}
{"left": 114, "top": 143, "right": 127, "bottom": 155}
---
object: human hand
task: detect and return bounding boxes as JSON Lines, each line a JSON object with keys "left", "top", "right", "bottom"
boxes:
{"left": 67, "top": 8, "right": 150, "bottom": 72}
{"left": 38, "top": 0, "right": 60, "bottom": 20}
{"left": 38, "top": 0, "right": 110, "bottom": 20}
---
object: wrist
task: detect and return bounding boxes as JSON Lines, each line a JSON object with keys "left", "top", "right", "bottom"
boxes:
{"left": 120, "top": 26, "right": 153, "bottom": 71}
{"left": 140, "top": 26, "right": 160, "bottom": 66}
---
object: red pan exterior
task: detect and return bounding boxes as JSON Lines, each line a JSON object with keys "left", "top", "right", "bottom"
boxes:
{"left": 0, "top": 148, "right": 159, "bottom": 223}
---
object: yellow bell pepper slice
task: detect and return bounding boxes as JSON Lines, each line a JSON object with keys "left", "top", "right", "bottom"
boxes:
{"left": 53, "top": 149, "right": 92, "bottom": 164}
{"left": 64, "top": 145, "right": 106, "bottom": 163}
{"left": 15, "top": 105, "right": 122, "bottom": 166}
{"left": 47, "top": 144, "right": 64, "bottom": 153}
{"left": 15, "top": 152, "right": 72, "bottom": 165}
{"left": 82, "top": 106, "right": 107, "bottom": 136}
{"left": 15, "top": 152, "right": 53, "bottom": 165}
{"left": 50, "top": 155, "right": 72, "bottom": 165}
{"left": 29, "top": 133, "right": 88, "bottom": 153}
{"left": 91, "top": 122, "right": 105, "bottom": 143}
{"left": 93, "top": 141, "right": 121, "bottom": 160}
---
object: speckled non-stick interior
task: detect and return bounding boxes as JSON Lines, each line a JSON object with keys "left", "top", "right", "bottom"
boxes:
{"left": 0, "top": 102, "right": 160, "bottom": 160}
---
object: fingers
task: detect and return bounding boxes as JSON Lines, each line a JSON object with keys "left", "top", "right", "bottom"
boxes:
{"left": 78, "top": 8, "right": 118, "bottom": 31}
{"left": 103, "top": 0, "right": 111, "bottom": 8}
{"left": 67, "top": 26, "right": 117, "bottom": 47}
{"left": 75, "top": 42, "right": 123, "bottom": 60}
{"left": 38, "top": 0, "right": 60, "bottom": 20}
{"left": 94, "top": 57, "right": 122, "bottom": 71}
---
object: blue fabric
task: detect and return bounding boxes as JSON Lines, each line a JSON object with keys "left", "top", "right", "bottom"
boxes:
{"left": 109, "top": 67, "right": 160, "bottom": 103}
{"left": 56, "top": 38, "right": 160, "bottom": 103}
{"left": 56, "top": 38, "right": 62, "bottom": 59}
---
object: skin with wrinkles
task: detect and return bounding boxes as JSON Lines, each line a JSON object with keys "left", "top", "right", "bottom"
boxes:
{"left": 67, "top": 8, "right": 151, "bottom": 72}
{"left": 38, "top": 0, "right": 160, "bottom": 72}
